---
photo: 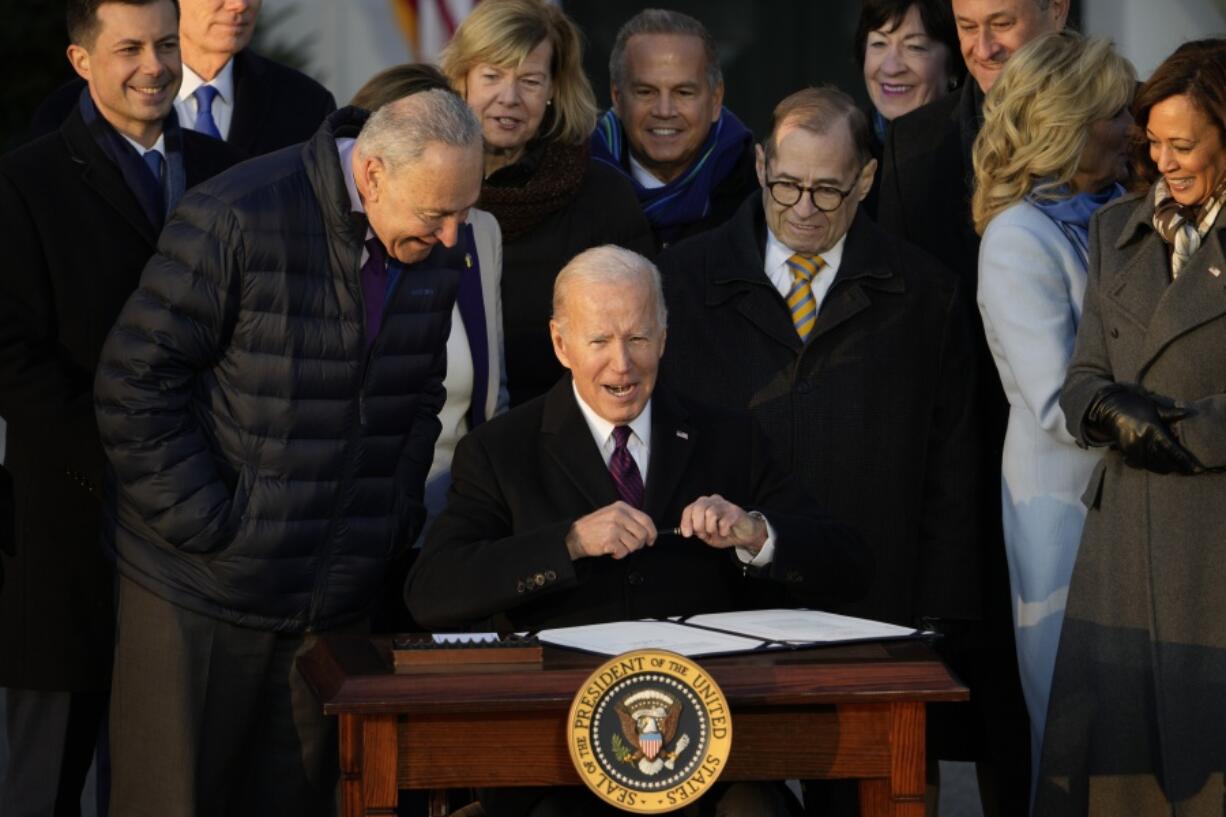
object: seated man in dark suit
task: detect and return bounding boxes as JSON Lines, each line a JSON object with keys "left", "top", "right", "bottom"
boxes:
{"left": 407, "top": 244, "right": 868, "bottom": 633}
{"left": 30, "top": 0, "right": 337, "bottom": 156}
{"left": 407, "top": 244, "right": 869, "bottom": 816}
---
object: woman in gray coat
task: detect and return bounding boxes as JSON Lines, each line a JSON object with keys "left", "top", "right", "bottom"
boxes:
{"left": 1037, "top": 39, "right": 1226, "bottom": 817}
{"left": 971, "top": 31, "right": 1135, "bottom": 785}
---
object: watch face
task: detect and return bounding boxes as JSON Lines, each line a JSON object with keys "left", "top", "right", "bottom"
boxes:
{"left": 567, "top": 650, "right": 732, "bottom": 813}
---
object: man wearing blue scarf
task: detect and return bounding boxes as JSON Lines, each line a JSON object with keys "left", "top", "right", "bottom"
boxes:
{"left": 0, "top": 1, "right": 239, "bottom": 813}
{"left": 591, "top": 9, "right": 758, "bottom": 250}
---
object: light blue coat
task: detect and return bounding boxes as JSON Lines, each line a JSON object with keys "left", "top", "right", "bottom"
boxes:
{"left": 977, "top": 200, "right": 1103, "bottom": 770}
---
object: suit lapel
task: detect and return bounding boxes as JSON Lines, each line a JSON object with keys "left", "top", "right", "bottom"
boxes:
{"left": 226, "top": 50, "right": 262, "bottom": 153}
{"left": 642, "top": 389, "right": 697, "bottom": 522}
{"left": 62, "top": 110, "right": 158, "bottom": 246}
{"left": 707, "top": 199, "right": 804, "bottom": 355}
{"left": 540, "top": 379, "right": 620, "bottom": 510}
{"left": 809, "top": 214, "right": 903, "bottom": 344}
{"left": 1139, "top": 228, "right": 1226, "bottom": 375}
{"left": 1105, "top": 232, "right": 1169, "bottom": 331}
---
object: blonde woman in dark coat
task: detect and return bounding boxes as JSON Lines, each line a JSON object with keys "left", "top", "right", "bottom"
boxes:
{"left": 1038, "top": 39, "right": 1226, "bottom": 817}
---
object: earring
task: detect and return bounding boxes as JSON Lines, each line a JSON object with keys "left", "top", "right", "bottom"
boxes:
{"left": 547, "top": 99, "right": 553, "bottom": 106}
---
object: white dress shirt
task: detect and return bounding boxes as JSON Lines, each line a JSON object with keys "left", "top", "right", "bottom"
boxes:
{"left": 763, "top": 227, "right": 848, "bottom": 312}
{"left": 629, "top": 153, "right": 667, "bottom": 190}
{"left": 119, "top": 132, "right": 166, "bottom": 161}
{"left": 175, "top": 59, "right": 236, "bottom": 140}
{"left": 571, "top": 385, "right": 774, "bottom": 566}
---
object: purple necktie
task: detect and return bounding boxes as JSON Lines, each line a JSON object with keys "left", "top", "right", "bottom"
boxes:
{"left": 610, "top": 426, "right": 644, "bottom": 509}
{"left": 361, "top": 237, "right": 389, "bottom": 345}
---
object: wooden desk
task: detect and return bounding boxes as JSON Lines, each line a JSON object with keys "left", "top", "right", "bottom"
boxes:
{"left": 299, "top": 638, "right": 967, "bottom": 817}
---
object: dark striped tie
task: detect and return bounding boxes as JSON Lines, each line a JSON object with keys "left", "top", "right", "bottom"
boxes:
{"left": 786, "top": 253, "right": 826, "bottom": 342}
{"left": 609, "top": 426, "right": 644, "bottom": 509}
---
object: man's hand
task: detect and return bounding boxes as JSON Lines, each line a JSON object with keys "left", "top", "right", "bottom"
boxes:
{"left": 679, "top": 494, "right": 767, "bottom": 552}
{"left": 565, "top": 501, "right": 658, "bottom": 561}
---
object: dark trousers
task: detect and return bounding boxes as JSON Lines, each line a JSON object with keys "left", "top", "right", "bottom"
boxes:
{"left": 0, "top": 688, "right": 106, "bottom": 817}
{"left": 108, "top": 577, "right": 338, "bottom": 817}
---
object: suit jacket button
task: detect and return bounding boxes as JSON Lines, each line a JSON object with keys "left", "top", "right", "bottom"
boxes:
{"left": 534, "top": 573, "right": 546, "bottom": 587}
{"left": 545, "top": 570, "right": 557, "bottom": 582}
{"left": 628, "top": 571, "right": 645, "bottom": 586}
{"left": 516, "top": 581, "right": 526, "bottom": 594}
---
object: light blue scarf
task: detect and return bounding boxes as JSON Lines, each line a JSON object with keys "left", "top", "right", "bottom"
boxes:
{"left": 1027, "top": 183, "right": 1125, "bottom": 269}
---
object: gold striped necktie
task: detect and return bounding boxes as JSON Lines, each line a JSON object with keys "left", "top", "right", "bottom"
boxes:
{"left": 786, "top": 253, "right": 825, "bottom": 341}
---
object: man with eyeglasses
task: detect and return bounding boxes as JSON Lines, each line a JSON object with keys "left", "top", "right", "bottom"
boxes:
{"left": 658, "top": 85, "right": 979, "bottom": 706}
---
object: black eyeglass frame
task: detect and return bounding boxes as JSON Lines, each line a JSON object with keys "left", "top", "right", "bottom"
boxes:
{"left": 765, "top": 169, "right": 863, "bottom": 212}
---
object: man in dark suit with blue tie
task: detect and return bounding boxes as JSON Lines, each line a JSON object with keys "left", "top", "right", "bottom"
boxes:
{"left": 30, "top": 0, "right": 337, "bottom": 157}
{"left": 0, "top": 0, "right": 240, "bottom": 813}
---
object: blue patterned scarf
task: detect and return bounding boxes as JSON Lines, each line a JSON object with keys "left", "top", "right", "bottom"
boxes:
{"left": 1027, "top": 183, "right": 1124, "bottom": 270}
{"left": 591, "top": 107, "right": 752, "bottom": 244}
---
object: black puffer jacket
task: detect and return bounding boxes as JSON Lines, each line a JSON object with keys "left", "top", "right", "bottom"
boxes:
{"left": 95, "top": 108, "right": 462, "bottom": 632}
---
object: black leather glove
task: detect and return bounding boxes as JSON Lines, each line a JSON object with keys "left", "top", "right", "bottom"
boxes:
{"left": 1085, "top": 383, "right": 1201, "bottom": 475}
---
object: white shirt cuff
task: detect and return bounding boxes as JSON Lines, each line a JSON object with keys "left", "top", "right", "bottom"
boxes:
{"left": 735, "top": 514, "right": 775, "bottom": 567}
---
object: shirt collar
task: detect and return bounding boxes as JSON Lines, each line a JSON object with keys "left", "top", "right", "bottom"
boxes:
{"left": 764, "top": 226, "right": 847, "bottom": 275}
{"left": 118, "top": 131, "right": 166, "bottom": 157}
{"left": 179, "top": 58, "right": 235, "bottom": 105}
{"left": 628, "top": 152, "right": 667, "bottom": 190}
{"left": 572, "top": 381, "right": 653, "bottom": 451}
{"left": 336, "top": 137, "right": 364, "bottom": 214}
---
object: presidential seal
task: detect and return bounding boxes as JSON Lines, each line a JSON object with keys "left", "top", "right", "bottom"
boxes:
{"left": 567, "top": 650, "right": 732, "bottom": 813}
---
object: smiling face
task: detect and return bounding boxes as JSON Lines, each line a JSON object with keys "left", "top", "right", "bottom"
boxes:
{"left": 952, "top": 0, "right": 1067, "bottom": 92}
{"left": 357, "top": 140, "right": 484, "bottom": 265}
{"left": 463, "top": 39, "right": 554, "bottom": 172}
{"left": 863, "top": 4, "right": 952, "bottom": 122}
{"left": 178, "top": 0, "right": 260, "bottom": 66}
{"left": 756, "top": 119, "right": 876, "bottom": 256}
{"left": 550, "top": 275, "right": 666, "bottom": 426}
{"left": 1147, "top": 93, "right": 1226, "bottom": 207}
{"left": 67, "top": 0, "right": 182, "bottom": 148}
{"left": 611, "top": 32, "right": 724, "bottom": 184}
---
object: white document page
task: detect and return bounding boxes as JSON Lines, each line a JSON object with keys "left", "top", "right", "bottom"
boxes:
{"left": 684, "top": 609, "right": 918, "bottom": 644}
{"left": 536, "top": 620, "right": 765, "bottom": 657}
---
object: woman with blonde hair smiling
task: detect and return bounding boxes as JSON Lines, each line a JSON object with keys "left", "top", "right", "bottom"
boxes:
{"left": 971, "top": 29, "right": 1135, "bottom": 784}
{"left": 440, "top": 0, "right": 652, "bottom": 406}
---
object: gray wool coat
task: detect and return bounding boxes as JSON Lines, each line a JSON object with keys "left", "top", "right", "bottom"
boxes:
{"left": 1037, "top": 188, "right": 1226, "bottom": 816}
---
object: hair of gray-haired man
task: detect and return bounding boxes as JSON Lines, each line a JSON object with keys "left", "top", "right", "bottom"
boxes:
{"left": 608, "top": 8, "right": 722, "bottom": 92}
{"left": 552, "top": 245, "right": 669, "bottom": 331}
{"left": 762, "top": 85, "right": 874, "bottom": 167}
{"left": 355, "top": 88, "right": 481, "bottom": 173}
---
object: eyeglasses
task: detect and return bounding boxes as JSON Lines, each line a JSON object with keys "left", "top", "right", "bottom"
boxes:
{"left": 766, "top": 175, "right": 860, "bottom": 212}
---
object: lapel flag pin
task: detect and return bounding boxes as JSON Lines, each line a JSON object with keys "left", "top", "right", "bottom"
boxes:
{"left": 1210, "top": 266, "right": 1222, "bottom": 278}
{"left": 676, "top": 430, "right": 689, "bottom": 440}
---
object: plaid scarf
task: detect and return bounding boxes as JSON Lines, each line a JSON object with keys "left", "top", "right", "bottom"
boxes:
{"left": 1152, "top": 175, "right": 1226, "bottom": 278}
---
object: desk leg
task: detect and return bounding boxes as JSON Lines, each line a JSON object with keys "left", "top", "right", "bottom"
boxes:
{"left": 339, "top": 713, "right": 399, "bottom": 817}
{"left": 859, "top": 702, "right": 925, "bottom": 817}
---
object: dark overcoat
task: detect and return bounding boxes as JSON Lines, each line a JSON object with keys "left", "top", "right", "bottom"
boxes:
{"left": 1038, "top": 191, "right": 1226, "bottom": 815}
{"left": 657, "top": 196, "right": 979, "bottom": 627}
{"left": 0, "top": 108, "right": 238, "bottom": 690}
{"left": 406, "top": 379, "right": 871, "bottom": 630}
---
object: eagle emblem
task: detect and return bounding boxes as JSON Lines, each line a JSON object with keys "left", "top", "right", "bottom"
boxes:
{"left": 612, "top": 689, "right": 692, "bottom": 776}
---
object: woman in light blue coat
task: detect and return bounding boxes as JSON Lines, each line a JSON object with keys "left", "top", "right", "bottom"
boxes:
{"left": 970, "top": 31, "right": 1136, "bottom": 779}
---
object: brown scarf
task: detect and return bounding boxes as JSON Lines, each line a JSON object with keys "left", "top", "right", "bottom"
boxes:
{"left": 1152, "top": 175, "right": 1226, "bottom": 278}
{"left": 479, "top": 140, "right": 589, "bottom": 241}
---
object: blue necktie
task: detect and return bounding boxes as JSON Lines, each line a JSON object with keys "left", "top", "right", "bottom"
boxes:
{"left": 142, "top": 149, "right": 165, "bottom": 215}
{"left": 193, "top": 85, "right": 222, "bottom": 139}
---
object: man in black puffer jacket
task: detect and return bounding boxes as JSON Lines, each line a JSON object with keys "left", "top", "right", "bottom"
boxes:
{"left": 94, "top": 91, "right": 483, "bottom": 815}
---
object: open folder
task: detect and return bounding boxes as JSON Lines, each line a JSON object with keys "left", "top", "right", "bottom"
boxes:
{"left": 535, "top": 608, "right": 928, "bottom": 658}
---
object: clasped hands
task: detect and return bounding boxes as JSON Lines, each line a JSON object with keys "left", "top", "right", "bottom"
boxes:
{"left": 1086, "top": 382, "right": 1202, "bottom": 475}
{"left": 564, "top": 495, "right": 767, "bottom": 561}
